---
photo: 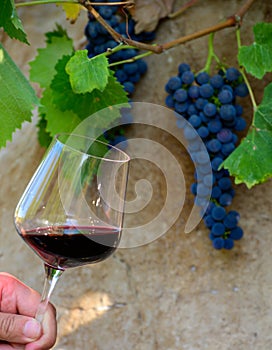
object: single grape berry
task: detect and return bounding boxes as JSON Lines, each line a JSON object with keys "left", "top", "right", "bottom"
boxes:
{"left": 188, "top": 85, "right": 200, "bottom": 99}
{"left": 203, "top": 102, "right": 217, "bottom": 117}
{"left": 219, "top": 193, "right": 233, "bottom": 206}
{"left": 208, "top": 119, "right": 222, "bottom": 134}
{"left": 188, "top": 114, "right": 202, "bottom": 128}
{"left": 229, "top": 227, "right": 243, "bottom": 240}
{"left": 167, "top": 76, "right": 182, "bottom": 91}
{"left": 211, "top": 222, "right": 225, "bottom": 236}
{"left": 199, "top": 84, "right": 214, "bottom": 98}
{"left": 217, "top": 128, "right": 233, "bottom": 143}
{"left": 218, "top": 177, "right": 232, "bottom": 191}
{"left": 206, "top": 139, "right": 222, "bottom": 153}
{"left": 211, "top": 206, "right": 226, "bottom": 221}
{"left": 220, "top": 104, "right": 236, "bottom": 121}
{"left": 196, "top": 71, "right": 210, "bottom": 85}
{"left": 197, "top": 126, "right": 210, "bottom": 138}
{"left": 211, "top": 157, "right": 223, "bottom": 171}
{"left": 212, "top": 237, "right": 225, "bottom": 250}
{"left": 210, "top": 74, "right": 224, "bottom": 89}
{"left": 235, "top": 83, "right": 249, "bottom": 97}
{"left": 174, "top": 89, "right": 188, "bottom": 102}
{"left": 226, "top": 67, "right": 241, "bottom": 81}
{"left": 181, "top": 71, "right": 195, "bottom": 85}
{"left": 218, "top": 89, "right": 233, "bottom": 104}
{"left": 224, "top": 238, "right": 234, "bottom": 250}
{"left": 223, "top": 212, "right": 239, "bottom": 229}
{"left": 178, "top": 63, "right": 191, "bottom": 74}
{"left": 211, "top": 186, "right": 221, "bottom": 199}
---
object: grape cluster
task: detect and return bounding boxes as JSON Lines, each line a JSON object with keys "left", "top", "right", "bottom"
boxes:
{"left": 165, "top": 64, "right": 248, "bottom": 249}
{"left": 84, "top": 0, "right": 155, "bottom": 96}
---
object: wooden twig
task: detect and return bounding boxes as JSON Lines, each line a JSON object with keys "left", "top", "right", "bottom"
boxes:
{"left": 81, "top": 0, "right": 163, "bottom": 53}
{"left": 80, "top": 0, "right": 257, "bottom": 54}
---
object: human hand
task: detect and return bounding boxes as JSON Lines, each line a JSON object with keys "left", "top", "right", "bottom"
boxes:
{"left": 0, "top": 272, "right": 57, "bottom": 350}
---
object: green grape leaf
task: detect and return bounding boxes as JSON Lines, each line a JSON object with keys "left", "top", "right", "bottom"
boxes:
{"left": 0, "top": 0, "right": 28, "bottom": 44}
{"left": 238, "top": 22, "right": 272, "bottom": 79}
{"left": 0, "top": 43, "right": 38, "bottom": 149}
{"left": 50, "top": 55, "right": 129, "bottom": 123}
{"left": 39, "top": 88, "right": 82, "bottom": 137}
{"left": 223, "top": 83, "right": 272, "bottom": 188}
{"left": 29, "top": 28, "right": 74, "bottom": 88}
{"left": 65, "top": 50, "right": 109, "bottom": 94}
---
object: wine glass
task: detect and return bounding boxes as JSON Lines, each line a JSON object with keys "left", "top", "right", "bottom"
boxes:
{"left": 14, "top": 133, "right": 130, "bottom": 323}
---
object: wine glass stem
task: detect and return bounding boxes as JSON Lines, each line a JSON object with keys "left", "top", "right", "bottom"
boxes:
{"left": 35, "top": 264, "right": 63, "bottom": 323}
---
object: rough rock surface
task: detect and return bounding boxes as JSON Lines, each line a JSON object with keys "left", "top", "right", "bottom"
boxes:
{"left": 1, "top": 2, "right": 272, "bottom": 349}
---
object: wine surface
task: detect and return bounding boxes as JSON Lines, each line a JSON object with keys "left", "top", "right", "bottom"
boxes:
{"left": 19, "top": 225, "right": 121, "bottom": 270}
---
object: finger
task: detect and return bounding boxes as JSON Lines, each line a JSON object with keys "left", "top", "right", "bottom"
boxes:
{"left": 0, "top": 342, "right": 25, "bottom": 349}
{"left": 25, "top": 304, "right": 57, "bottom": 350}
{"left": 0, "top": 273, "right": 41, "bottom": 317}
{"left": 0, "top": 313, "right": 41, "bottom": 345}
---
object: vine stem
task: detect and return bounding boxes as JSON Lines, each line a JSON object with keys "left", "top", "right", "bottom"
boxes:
{"left": 17, "top": 0, "right": 257, "bottom": 55}
{"left": 80, "top": 0, "right": 257, "bottom": 53}
{"left": 202, "top": 33, "right": 222, "bottom": 74}
{"left": 236, "top": 29, "right": 257, "bottom": 112}
{"left": 16, "top": 0, "right": 78, "bottom": 6}
{"left": 80, "top": 0, "right": 162, "bottom": 53}
{"left": 108, "top": 50, "right": 152, "bottom": 67}
{"left": 16, "top": 0, "right": 133, "bottom": 6}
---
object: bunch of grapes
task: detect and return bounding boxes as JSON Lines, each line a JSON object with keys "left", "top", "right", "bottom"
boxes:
{"left": 84, "top": 1, "right": 155, "bottom": 147}
{"left": 84, "top": 0, "right": 155, "bottom": 96}
{"left": 165, "top": 64, "right": 248, "bottom": 250}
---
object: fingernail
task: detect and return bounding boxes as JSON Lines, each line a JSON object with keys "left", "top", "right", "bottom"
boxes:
{"left": 23, "top": 319, "right": 42, "bottom": 339}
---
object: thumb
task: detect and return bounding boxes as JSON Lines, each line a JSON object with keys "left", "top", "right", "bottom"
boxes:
{"left": 0, "top": 313, "right": 42, "bottom": 344}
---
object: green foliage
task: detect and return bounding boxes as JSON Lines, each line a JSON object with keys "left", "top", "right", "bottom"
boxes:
{"left": 50, "top": 54, "right": 128, "bottom": 121}
{"left": 29, "top": 27, "right": 129, "bottom": 145}
{"left": 29, "top": 29, "right": 74, "bottom": 88}
{"left": 65, "top": 50, "right": 109, "bottom": 94}
{"left": 238, "top": 22, "right": 272, "bottom": 79}
{"left": 223, "top": 83, "right": 272, "bottom": 188}
{"left": 39, "top": 88, "right": 82, "bottom": 138}
{"left": 222, "top": 22, "right": 272, "bottom": 187}
{"left": 0, "top": 43, "right": 38, "bottom": 148}
{"left": 0, "top": 0, "right": 28, "bottom": 44}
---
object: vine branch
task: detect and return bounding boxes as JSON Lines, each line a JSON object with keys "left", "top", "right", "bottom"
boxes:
{"left": 16, "top": 0, "right": 257, "bottom": 54}
{"left": 80, "top": 0, "right": 162, "bottom": 52}
{"left": 80, "top": 0, "right": 257, "bottom": 54}
{"left": 16, "top": 0, "right": 133, "bottom": 7}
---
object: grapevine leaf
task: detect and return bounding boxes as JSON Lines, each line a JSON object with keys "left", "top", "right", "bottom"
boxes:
{"left": 223, "top": 83, "right": 272, "bottom": 188}
{"left": 238, "top": 22, "right": 272, "bottom": 79}
{"left": 29, "top": 28, "right": 74, "bottom": 88}
{"left": 57, "top": 4, "right": 82, "bottom": 23}
{"left": 45, "top": 24, "right": 70, "bottom": 43}
{"left": 0, "top": 43, "right": 38, "bottom": 149}
{"left": 132, "top": 0, "right": 175, "bottom": 33}
{"left": 51, "top": 55, "right": 129, "bottom": 123}
{"left": 65, "top": 50, "right": 109, "bottom": 94}
{"left": 39, "top": 88, "right": 81, "bottom": 137}
{"left": 0, "top": 0, "right": 28, "bottom": 44}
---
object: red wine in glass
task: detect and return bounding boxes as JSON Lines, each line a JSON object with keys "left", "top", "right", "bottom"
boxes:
{"left": 20, "top": 225, "right": 121, "bottom": 270}
{"left": 14, "top": 133, "right": 130, "bottom": 323}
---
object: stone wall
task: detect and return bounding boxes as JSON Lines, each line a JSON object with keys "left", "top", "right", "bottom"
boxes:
{"left": 1, "top": 2, "right": 272, "bottom": 349}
